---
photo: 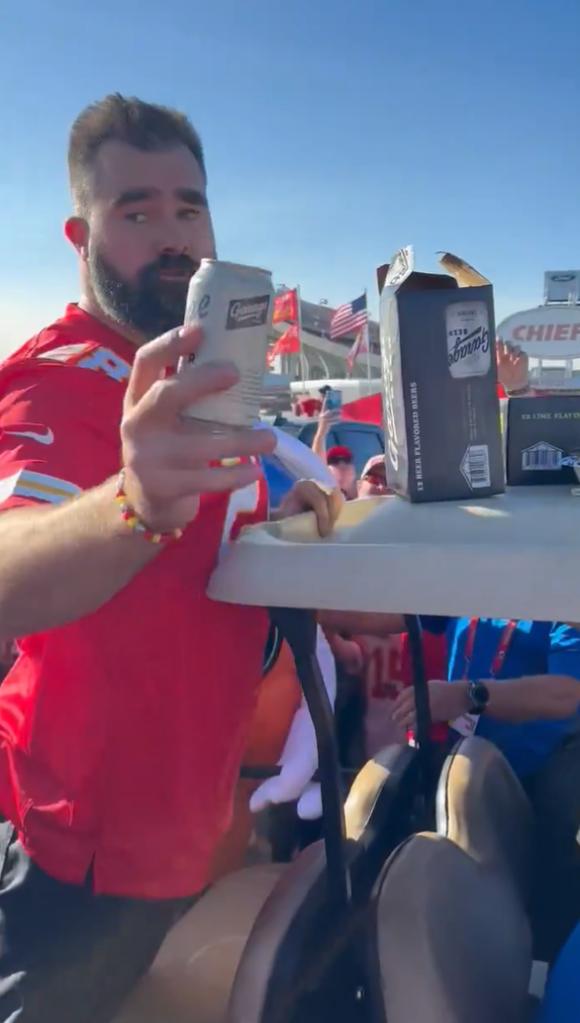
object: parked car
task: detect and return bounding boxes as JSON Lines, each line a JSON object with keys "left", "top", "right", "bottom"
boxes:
{"left": 262, "top": 415, "right": 385, "bottom": 507}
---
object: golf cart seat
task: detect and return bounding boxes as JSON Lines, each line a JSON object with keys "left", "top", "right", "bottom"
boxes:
{"left": 343, "top": 743, "right": 420, "bottom": 888}
{"left": 370, "top": 832, "right": 533, "bottom": 1023}
{"left": 113, "top": 865, "right": 286, "bottom": 1023}
{"left": 227, "top": 743, "right": 419, "bottom": 1023}
{"left": 436, "top": 736, "right": 534, "bottom": 905}
{"left": 113, "top": 744, "right": 417, "bottom": 1023}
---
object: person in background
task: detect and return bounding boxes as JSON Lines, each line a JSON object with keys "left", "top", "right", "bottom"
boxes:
{"left": 310, "top": 392, "right": 361, "bottom": 499}
{"left": 357, "top": 454, "right": 391, "bottom": 497}
{"left": 324, "top": 446, "right": 357, "bottom": 500}
{"left": 496, "top": 339, "right": 579, "bottom": 398}
{"left": 322, "top": 460, "right": 447, "bottom": 760}
{"left": 390, "top": 617, "right": 580, "bottom": 780}
{"left": 311, "top": 406, "right": 335, "bottom": 459}
{"left": 323, "top": 613, "right": 448, "bottom": 762}
{"left": 390, "top": 615, "right": 580, "bottom": 960}
{"left": 496, "top": 339, "right": 533, "bottom": 396}
{"left": 539, "top": 916, "right": 580, "bottom": 1022}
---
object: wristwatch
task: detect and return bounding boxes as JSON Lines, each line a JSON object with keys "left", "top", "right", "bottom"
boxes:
{"left": 506, "top": 386, "right": 531, "bottom": 397}
{"left": 468, "top": 681, "right": 490, "bottom": 715}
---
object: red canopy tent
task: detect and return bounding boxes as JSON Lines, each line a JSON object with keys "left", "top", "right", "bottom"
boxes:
{"left": 340, "top": 393, "right": 383, "bottom": 425}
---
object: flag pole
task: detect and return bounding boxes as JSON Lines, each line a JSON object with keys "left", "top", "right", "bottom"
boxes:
{"left": 364, "top": 290, "right": 372, "bottom": 393}
{"left": 296, "top": 284, "right": 306, "bottom": 392}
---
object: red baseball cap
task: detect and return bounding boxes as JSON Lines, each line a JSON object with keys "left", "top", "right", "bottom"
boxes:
{"left": 326, "top": 445, "right": 354, "bottom": 465}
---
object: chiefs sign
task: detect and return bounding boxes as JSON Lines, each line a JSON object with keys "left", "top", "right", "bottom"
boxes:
{"left": 512, "top": 322, "right": 580, "bottom": 343}
{"left": 497, "top": 305, "right": 580, "bottom": 356}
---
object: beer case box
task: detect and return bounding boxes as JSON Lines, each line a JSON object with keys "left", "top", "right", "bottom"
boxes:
{"left": 506, "top": 394, "right": 580, "bottom": 486}
{"left": 378, "top": 248, "right": 504, "bottom": 503}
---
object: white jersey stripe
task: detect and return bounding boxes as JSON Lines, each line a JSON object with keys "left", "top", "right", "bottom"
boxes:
{"left": 0, "top": 470, "right": 82, "bottom": 506}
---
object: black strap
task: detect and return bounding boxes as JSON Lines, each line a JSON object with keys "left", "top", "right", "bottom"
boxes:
{"left": 0, "top": 821, "right": 15, "bottom": 882}
{"left": 262, "top": 622, "right": 283, "bottom": 677}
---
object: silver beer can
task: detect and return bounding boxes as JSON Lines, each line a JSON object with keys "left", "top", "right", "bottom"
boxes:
{"left": 446, "top": 301, "right": 491, "bottom": 379}
{"left": 180, "top": 259, "right": 274, "bottom": 428}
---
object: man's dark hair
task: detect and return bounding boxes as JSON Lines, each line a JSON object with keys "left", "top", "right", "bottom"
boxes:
{"left": 68, "top": 93, "right": 206, "bottom": 214}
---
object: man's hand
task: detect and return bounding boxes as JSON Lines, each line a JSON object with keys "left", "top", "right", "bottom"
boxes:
{"left": 121, "top": 325, "right": 277, "bottom": 533}
{"left": 392, "top": 680, "right": 469, "bottom": 729}
{"left": 497, "top": 340, "right": 529, "bottom": 394}
{"left": 327, "top": 633, "right": 364, "bottom": 675}
{"left": 273, "top": 480, "right": 344, "bottom": 537}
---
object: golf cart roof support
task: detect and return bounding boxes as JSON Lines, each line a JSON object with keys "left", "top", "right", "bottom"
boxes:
{"left": 269, "top": 606, "right": 352, "bottom": 913}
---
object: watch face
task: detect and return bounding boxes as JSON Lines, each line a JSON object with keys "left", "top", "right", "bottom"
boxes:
{"left": 470, "top": 683, "right": 489, "bottom": 713}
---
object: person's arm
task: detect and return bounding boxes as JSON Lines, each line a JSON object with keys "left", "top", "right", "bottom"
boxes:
{"left": 318, "top": 612, "right": 449, "bottom": 637}
{"left": 474, "top": 674, "right": 580, "bottom": 722}
{"left": 0, "top": 327, "right": 277, "bottom": 640}
{"left": 393, "top": 622, "right": 580, "bottom": 729}
{"left": 480, "top": 624, "right": 580, "bottom": 721}
{"left": 324, "top": 631, "right": 364, "bottom": 675}
{"left": 0, "top": 482, "right": 158, "bottom": 639}
{"left": 318, "top": 611, "right": 406, "bottom": 636}
{"left": 311, "top": 410, "right": 333, "bottom": 462}
{"left": 393, "top": 674, "right": 580, "bottom": 729}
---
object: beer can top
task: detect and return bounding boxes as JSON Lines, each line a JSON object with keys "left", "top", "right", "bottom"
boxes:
{"left": 200, "top": 258, "right": 272, "bottom": 278}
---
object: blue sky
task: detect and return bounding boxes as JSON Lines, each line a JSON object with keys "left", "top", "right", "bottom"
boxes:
{"left": 1, "top": 0, "right": 579, "bottom": 352}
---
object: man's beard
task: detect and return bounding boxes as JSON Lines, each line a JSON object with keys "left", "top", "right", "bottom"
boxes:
{"left": 88, "top": 248, "right": 199, "bottom": 341}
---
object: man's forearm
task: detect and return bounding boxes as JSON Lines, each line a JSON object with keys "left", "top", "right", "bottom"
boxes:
{"left": 311, "top": 429, "right": 327, "bottom": 463}
{"left": 0, "top": 479, "right": 160, "bottom": 639}
{"left": 473, "top": 675, "right": 580, "bottom": 722}
{"left": 318, "top": 611, "right": 405, "bottom": 635}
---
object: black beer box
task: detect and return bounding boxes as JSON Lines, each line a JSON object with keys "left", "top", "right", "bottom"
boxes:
{"left": 377, "top": 249, "right": 504, "bottom": 503}
{"left": 506, "top": 394, "right": 580, "bottom": 486}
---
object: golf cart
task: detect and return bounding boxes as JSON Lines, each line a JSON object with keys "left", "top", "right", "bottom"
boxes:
{"left": 114, "top": 486, "right": 580, "bottom": 1023}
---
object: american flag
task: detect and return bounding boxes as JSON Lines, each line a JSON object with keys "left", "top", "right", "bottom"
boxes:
{"left": 330, "top": 293, "right": 367, "bottom": 339}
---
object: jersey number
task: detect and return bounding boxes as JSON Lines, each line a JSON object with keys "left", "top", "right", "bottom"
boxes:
{"left": 368, "top": 643, "right": 403, "bottom": 700}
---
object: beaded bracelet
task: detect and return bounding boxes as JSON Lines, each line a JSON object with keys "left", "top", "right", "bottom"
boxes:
{"left": 115, "top": 470, "right": 183, "bottom": 545}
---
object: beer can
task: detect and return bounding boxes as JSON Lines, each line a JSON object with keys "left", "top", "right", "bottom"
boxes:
{"left": 446, "top": 301, "right": 491, "bottom": 379}
{"left": 180, "top": 259, "right": 274, "bottom": 428}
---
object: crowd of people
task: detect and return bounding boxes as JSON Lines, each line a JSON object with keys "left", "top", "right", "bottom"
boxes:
{"left": 0, "top": 91, "right": 579, "bottom": 1022}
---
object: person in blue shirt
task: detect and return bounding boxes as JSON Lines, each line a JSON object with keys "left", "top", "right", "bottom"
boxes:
{"left": 390, "top": 617, "right": 580, "bottom": 780}
{"left": 389, "top": 615, "right": 580, "bottom": 961}
{"left": 539, "top": 918, "right": 580, "bottom": 1022}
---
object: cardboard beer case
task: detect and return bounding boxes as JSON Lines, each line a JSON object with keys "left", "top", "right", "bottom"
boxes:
{"left": 506, "top": 394, "right": 580, "bottom": 486}
{"left": 377, "top": 247, "right": 504, "bottom": 503}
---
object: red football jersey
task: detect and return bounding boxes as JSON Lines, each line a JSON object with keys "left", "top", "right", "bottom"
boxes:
{"left": 400, "top": 631, "right": 449, "bottom": 743}
{"left": 0, "top": 304, "right": 269, "bottom": 898}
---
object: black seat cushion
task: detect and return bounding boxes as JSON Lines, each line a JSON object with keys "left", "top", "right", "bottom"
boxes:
{"left": 367, "top": 833, "right": 532, "bottom": 1023}
{"left": 436, "top": 736, "right": 534, "bottom": 907}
